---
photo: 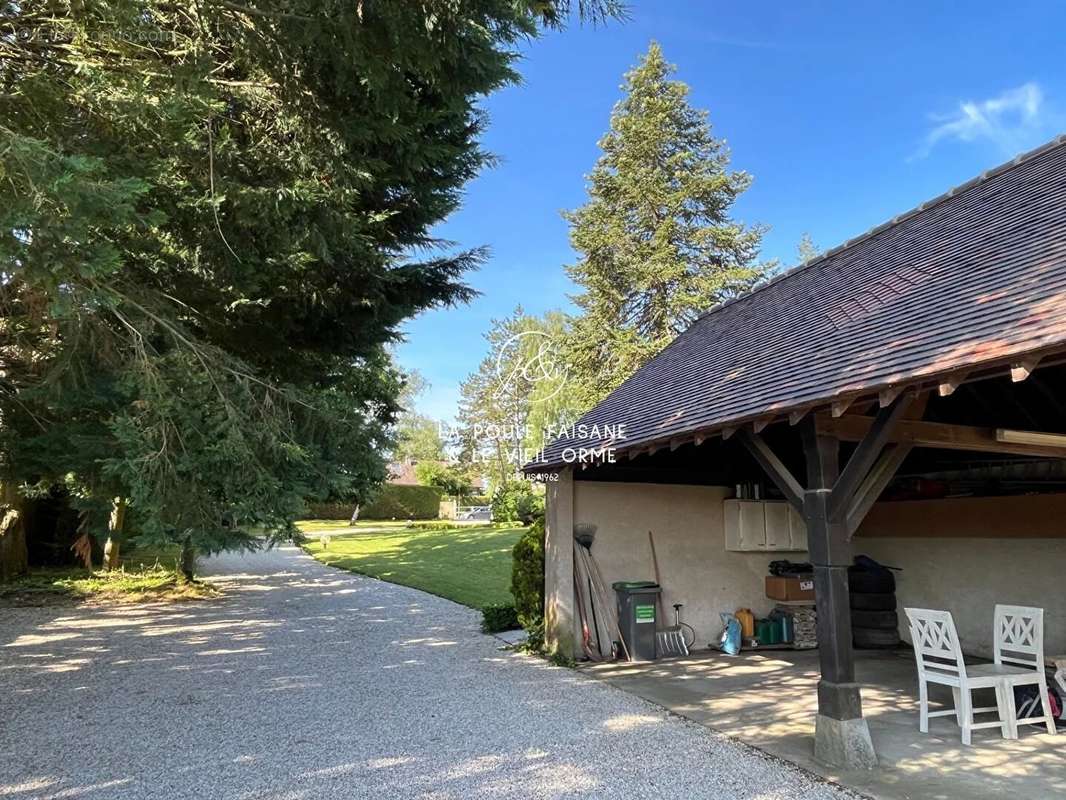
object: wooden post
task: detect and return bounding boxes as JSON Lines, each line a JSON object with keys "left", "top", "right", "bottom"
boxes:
{"left": 739, "top": 393, "right": 922, "bottom": 768}
{"left": 801, "top": 421, "right": 877, "bottom": 767}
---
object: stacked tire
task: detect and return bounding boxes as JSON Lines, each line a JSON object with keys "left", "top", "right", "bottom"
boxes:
{"left": 848, "top": 564, "right": 900, "bottom": 649}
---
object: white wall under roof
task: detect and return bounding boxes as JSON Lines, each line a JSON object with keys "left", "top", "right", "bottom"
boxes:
{"left": 553, "top": 481, "right": 1066, "bottom": 659}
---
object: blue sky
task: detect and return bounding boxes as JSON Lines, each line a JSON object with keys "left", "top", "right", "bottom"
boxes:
{"left": 395, "top": 1, "right": 1066, "bottom": 423}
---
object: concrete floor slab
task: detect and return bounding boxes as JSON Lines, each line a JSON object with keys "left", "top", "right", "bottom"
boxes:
{"left": 582, "top": 648, "right": 1064, "bottom": 800}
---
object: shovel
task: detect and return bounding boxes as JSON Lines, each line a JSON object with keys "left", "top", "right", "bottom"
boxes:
{"left": 648, "top": 531, "right": 690, "bottom": 657}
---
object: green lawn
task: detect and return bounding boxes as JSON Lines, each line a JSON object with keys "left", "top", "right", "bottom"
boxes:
{"left": 298, "top": 521, "right": 525, "bottom": 608}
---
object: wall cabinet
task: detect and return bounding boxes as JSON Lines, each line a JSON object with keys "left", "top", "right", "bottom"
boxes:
{"left": 724, "top": 499, "right": 808, "bottom": 552}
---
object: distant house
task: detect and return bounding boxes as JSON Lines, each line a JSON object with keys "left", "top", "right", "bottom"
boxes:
{"left": 387, "top": 459, "right": 424, "bottom": 486}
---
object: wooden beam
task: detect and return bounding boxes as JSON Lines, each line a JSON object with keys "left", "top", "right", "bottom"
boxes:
{"left": 817, "top": 414, "right": 1066, "bottom": 459}
{"left": 789, "top": 408, "right": 809, "bottom": 426}
{"left": 694, "top": 433, "right": 706, "bottom": 447}
{"left": 829, "top": 393, "right": 913, "bottom": 521}
{"left": 721, "top": 426, "right": 737, "bottom": 440}
{"left": 996, "top": 428, "right": 1066, "bottom": 449}
{"left": 844, "top": 444, "right": 912, "bottom": 538}
{"left": 1011, "top": 357, "right": 1041, "bottom": 383}
{"left": 669, "top": 437, "right": 683, "bottom": 452}
{"left": 752, "top": 417, "right": 772, "bottom": 434}
{"left": 735, "top": 430, "right": 804, "bottom": 511}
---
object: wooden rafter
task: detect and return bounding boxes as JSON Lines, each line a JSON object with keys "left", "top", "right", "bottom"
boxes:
{"left": 817, "top": 414, "right": 1066, "bottom": 459}
{"left": 996, "top": 429, "right": 1066, "bottom": 448}
{"left": 938, "top": 373, "right": 968, "bottom": 397}
{"left": 1011, "top": 357, "right": 1041, "bottom": 382}
{"left": 879, "top": 385, "right": 905, "bottom": 407}
{"left": 831, "top": 397, "right": 854, "bottom": 418}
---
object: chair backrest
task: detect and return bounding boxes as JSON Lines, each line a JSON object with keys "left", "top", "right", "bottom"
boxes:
{"left": 905, "top": 607, "right": 967, "bottom": 679}
{"left": 994, "top": 605, "right": 1044, "bottom": 671}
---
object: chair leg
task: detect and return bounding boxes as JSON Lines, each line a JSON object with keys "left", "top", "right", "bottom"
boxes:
{"left": 918, "top": 679, "right": 929, "bottom": 733}
{"left": 958, "top": 687, "right": 973, "bottom": 746}
{"left": 994, "top": 682, "right": 1012, "bottom": 739}
{"left": 1004, "top": 683, "right": 1019, "bottom": 740}
{"left": 1038, "top": 678, "right": 1057, "bottom": 735}
{"left": 952, "top": 687, "right": 962, "bottom": 725}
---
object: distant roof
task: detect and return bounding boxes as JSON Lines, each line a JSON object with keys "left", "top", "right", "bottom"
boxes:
{"left": 532, "top": 134, "right": 1066, "bottom": 470}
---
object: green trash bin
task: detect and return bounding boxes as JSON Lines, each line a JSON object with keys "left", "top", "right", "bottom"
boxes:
{"left": 612, "top": 581, "right": 661, "bottom": 661}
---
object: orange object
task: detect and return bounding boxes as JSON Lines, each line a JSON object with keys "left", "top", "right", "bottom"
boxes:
{"left": 735, "top": 607, "right": 755, "bottom": 639}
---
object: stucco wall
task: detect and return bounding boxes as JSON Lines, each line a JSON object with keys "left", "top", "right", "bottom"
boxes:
{"left": 572, "top": 481, "right": 803, "bottom": 647}
{"left": 550, "top": 480, "right": 1066, "bottom": 660}
{"left": 858, "top": 535, "right": 1066, "bottom": 659}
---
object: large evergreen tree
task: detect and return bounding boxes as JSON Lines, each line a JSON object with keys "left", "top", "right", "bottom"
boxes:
{"left": 0, "top": 0, "right": 621, "bottom": 576}
{"left": 564, "top": 42, "right": 771, "bottom": 408}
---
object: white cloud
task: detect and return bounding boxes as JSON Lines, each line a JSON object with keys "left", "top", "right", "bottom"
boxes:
{"left": 913, "top": 82, "right": 1048, "bottom": 159}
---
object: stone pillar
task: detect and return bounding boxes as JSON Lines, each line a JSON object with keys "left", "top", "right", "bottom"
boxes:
{"left": 544, "top": 468, "right": 576, "bottom": 658}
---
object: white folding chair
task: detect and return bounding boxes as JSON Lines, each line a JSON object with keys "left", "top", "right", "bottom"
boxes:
{"left": 992, "top": 605, "right": 1057, "bottom": 738}
{"left": 904, "top": 608, "right": 1012, "bottom": 745}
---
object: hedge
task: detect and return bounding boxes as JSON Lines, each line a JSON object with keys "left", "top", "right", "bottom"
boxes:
{"left": 481, "top": 603, "right": 519, "bottom": 633}
{"left": 511, "top": 516, "right": 545, "bottom": 639}
{"left": 303, "top": 484, "right": 442, "bottom": 521}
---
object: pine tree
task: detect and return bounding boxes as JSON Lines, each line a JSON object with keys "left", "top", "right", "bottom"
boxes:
{"left": 564, "top": 42, "right": 770, "bottom": 408}
{"left": 797, "top": 232, "right": 821, "bottom": 264}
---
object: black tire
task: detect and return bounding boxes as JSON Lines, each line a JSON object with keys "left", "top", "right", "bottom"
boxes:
{"left": 850, "top": 592, "right": 896, "bottom": 611}
{"left": 851, "top": 609, "right": 898, "bottom": 630}
{"left": 853, "top": 626, "right": 901, "bottom": 649}
{"left": 848, "top": 567, "right": 895, "bottom": 594}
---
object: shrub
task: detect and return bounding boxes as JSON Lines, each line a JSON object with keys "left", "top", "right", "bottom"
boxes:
{"left": 511, "top": 515, "right": 545, "bottom": 636}
{"left": 492, "top": 482, "right": 544, "bottom": 525}
{"left": 481, "top": 603, "right": 519, "bottom": 633}
{"left": 303, "top": 484, "right": 442, "bottom": 521}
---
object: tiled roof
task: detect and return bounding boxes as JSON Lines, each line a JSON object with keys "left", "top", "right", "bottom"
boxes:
{"left": 533, "top": 134, "right": 1066, "bottom": 469}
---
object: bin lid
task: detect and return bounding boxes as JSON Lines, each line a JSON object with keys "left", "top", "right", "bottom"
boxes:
{"left": 611, "top": 581, "right": 660, "bottom": 591}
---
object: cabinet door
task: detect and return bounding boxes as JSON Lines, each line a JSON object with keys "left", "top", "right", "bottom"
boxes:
{"left": 788, "top": 504, "right": 808, "bottom": 551}
{"left": 764, "top": 502, "right": 791, "bottom": 550}
{"left": 737, "top": 501, "right": 767, "bottom": 550}
{"left": 724, "top": 500, "right": 742, "bottom": 550}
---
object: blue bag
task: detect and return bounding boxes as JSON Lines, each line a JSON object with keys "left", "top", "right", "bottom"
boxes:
{"left": 716, "top": 612, "right": 742, "bottom": 656}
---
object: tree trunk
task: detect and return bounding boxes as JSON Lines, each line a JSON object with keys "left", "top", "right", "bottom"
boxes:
{"left": 103, "top": 497, "right": 128, "bottom": 571}
{"left": 0, "top": 482, "right": 28, "bottom": 582}
{"left": 179, "top": 537, "right": 196, "bottom": 581}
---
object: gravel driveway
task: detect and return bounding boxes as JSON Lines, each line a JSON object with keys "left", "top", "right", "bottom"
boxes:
{"left": 0, "top": 546, "right": 856, "bottom": 799}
